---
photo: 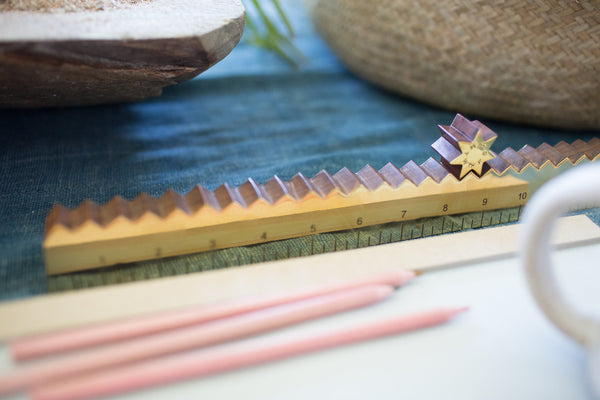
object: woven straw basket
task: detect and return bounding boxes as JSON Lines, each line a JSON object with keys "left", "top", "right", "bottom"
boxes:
{"left": 305, "top": 0, "right": 600, "bottom": 130}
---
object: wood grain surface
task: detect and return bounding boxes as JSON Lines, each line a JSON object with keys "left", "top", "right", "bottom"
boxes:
{"left": 0, "top": 0, "right": 245, "bottom": 107}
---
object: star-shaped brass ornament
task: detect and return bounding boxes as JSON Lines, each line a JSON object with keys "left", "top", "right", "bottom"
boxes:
{"left": 450, "top": 129, "right": 496, "bottom": 178}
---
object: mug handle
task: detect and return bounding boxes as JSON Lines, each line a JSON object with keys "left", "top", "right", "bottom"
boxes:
{"left": 520, "top": 162, "right": 600, "bottom": 395}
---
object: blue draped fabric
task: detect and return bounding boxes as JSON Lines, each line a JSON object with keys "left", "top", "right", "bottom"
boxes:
{"left": 1, "top": 1, "right": 598, "bottom": 301}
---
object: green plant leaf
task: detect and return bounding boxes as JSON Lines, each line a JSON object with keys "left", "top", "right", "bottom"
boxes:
{"left": 243, "top": 0, "right": 305, "bottom": 67}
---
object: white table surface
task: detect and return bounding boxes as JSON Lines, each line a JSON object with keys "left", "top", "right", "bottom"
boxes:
{"left": 2, "top": 242, "right": 599, "bottom": 400}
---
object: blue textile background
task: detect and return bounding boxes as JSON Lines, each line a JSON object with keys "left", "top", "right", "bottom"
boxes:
{"left": 1, "top": 2, "right": 598, "bottom": 301}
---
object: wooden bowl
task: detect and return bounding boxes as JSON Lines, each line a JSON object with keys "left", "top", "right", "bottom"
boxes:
{"left": 0, "top": 0, "right": 245, "bottom": 107}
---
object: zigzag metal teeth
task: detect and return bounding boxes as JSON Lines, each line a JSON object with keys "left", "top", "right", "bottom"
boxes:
{"left": 485, "top": 138, "right": 600, "bottom": 175}
{"left": 311, "top": 170, "right": 337, "bottom": 197}
{"left": 45, "top": 138, "right": 600, "bottom": 234}
{"left": 333, "top": 167, "right": 361, "bottom": 195}
{"left": 288, "top": 173, "right": 313, "bottom": 200}
{"left": 378, "top": 162, "right": 405, "bottom": 188}
{"left": 534, "top": 143, "right": 564, "bottom": 167}
{"left": 356, "top": 164, "right": 385, "bottom": 190}
{"left": 497, "top": 148, "right": 530, "bottom": 172}
{"left": 262, "top": 175, "right": 290, "bottom": 203}
{"left": 421, "top": 158, "right": 450, "bottom": 183}
{"left": 186, "top": 185, "right": 218, "bottom": 212}
{"left": 400, "top": 160, "right": 429, "bottom": 185}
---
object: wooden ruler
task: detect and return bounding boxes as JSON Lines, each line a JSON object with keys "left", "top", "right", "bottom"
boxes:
{"left": 44, "top": 175, "right": 528, "bottom": 275}
{"left": 47, "top": 206, "right": 524, "bottom": 292}
{"left": 42, "top": 114, "right": 600, "bottom": 274}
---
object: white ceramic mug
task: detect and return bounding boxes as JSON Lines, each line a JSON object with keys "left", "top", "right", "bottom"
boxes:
{"left": 520, "top": 162, "right": 600, "bottom": 396}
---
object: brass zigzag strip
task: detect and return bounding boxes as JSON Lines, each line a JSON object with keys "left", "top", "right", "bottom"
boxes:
{"left": 45, "top": 137, "right": 600, "bottom": 235}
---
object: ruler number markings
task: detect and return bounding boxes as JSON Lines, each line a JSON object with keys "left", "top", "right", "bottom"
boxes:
{"left": 180, "top": 191, "right": 525, "bottom": 259}
{"left": 518, "top": 192, "right": 528, "bottom": 200}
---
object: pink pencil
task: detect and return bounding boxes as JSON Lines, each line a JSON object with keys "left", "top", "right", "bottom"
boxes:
{"left": 0, "top": 284, "right": 394, "bottom": 395}
{"left": 32, "top": 307, "right": 468, "bottom": 400}
{"left": 11, "top": 269, "right": 415, "bottom": 361}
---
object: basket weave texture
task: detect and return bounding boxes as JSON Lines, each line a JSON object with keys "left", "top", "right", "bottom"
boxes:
{"left": 306, "top": 0, "right": 600, "bottom": 130}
